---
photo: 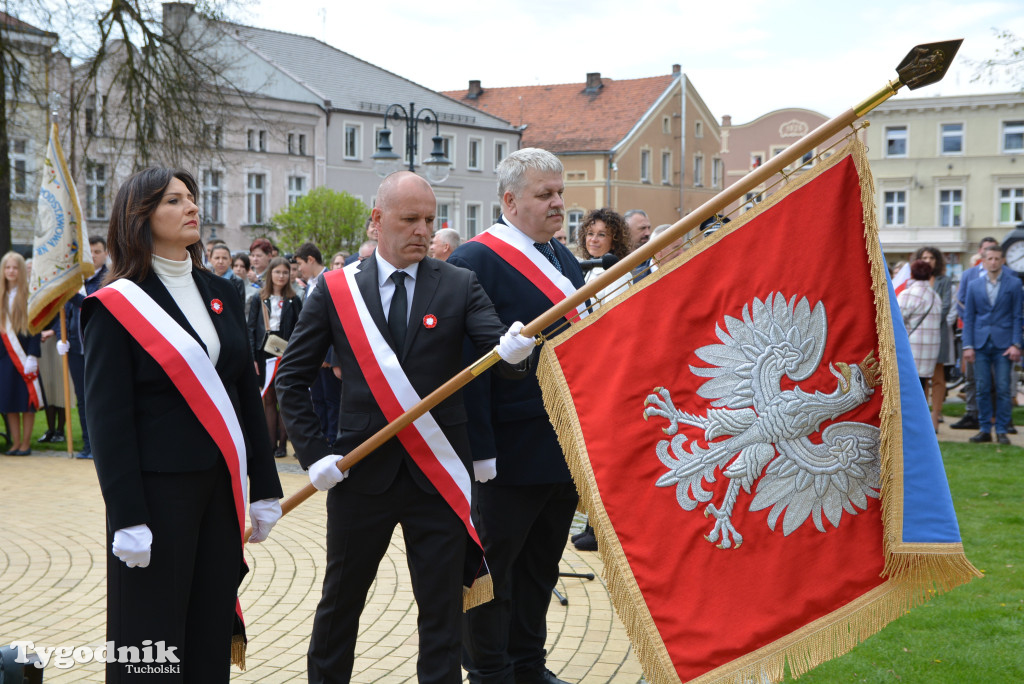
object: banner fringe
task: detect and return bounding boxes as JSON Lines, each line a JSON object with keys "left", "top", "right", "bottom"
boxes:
{"left": 538, "top": 137, "right": 979, "bottom": 684}
{"left": 231, "top": 634, "right": 246, "bottom": 671}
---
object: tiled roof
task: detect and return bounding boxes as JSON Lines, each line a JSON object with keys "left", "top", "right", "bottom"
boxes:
{"left": 222, "top": 23, "right": 518, "bottom": 132}
{"left": 443, "top": 74, "right": 678, "bottom": 153}
{"left": 1, "top": 11, "right": 57, "bottom": 38}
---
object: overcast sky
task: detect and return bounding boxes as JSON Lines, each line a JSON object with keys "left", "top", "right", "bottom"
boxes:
{"left": 246, "top": 0, "right": 1023, "bottom": 124}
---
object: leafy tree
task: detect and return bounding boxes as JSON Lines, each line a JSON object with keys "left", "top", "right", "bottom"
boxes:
{"left": 271, "top": 187, "right": 370, "bottom": 257}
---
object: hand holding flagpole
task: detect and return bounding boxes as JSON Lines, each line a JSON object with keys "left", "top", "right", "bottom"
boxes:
{"left": 244, "top": 39, "right": 963, "bottom": 540}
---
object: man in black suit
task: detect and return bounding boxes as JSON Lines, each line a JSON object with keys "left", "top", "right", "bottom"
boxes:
{"left": 448, "top": 148, "right": 583, "bottom": 684}
{"left": 294, "top": 241, "right": 341, "bottom": 446}
{"left": 276, "top": 171, "right": 535, "bottom": 684}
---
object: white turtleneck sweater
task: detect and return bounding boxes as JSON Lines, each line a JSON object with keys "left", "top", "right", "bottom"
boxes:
{"left": 151, "top": 255, "right": 220, "bottom": 365}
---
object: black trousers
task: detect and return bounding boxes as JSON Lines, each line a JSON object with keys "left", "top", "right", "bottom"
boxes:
{"left": 106, "top": 464, "right": 241, "bottom": 683}
{"left": 308, "top": 463, "right": 467, "bottom": 684}
{"left": 67, "top": 351, "right": 90, "bottom": 452}
{"left": 463, "top": 482, "right": 578, "bottom": 684}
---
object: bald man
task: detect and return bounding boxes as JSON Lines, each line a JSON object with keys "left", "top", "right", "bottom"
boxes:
{"left": 277, "top": 172, "right": 535, "bottom": 684}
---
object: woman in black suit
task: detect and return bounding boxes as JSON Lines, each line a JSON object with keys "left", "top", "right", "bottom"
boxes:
{"left": 83, "top": 168, "right": 284, "bottom": 683}
{"left": 246, "top": 255, "right": 302, "bottom": 458}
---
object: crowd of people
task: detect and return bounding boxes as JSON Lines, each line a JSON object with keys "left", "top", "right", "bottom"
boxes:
{"left": 896, "top": 238, "right": 1023, "bottom": 444}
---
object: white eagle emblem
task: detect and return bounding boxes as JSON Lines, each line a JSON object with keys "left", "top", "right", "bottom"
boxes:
{"left": 643, "top": 293, "right": 882, "bottom": 549}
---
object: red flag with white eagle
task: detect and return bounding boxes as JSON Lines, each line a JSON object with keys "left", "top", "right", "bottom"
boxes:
{"left": 536, "top": 140, "right": 978, "bottom": 683}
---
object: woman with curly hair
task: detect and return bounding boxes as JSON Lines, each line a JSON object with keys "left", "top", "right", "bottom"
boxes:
{"left": 913, "top": 246, "right": 953, "bottom": 428}
{"left": 575, "top": 207, "right": 631, "bottom": 305}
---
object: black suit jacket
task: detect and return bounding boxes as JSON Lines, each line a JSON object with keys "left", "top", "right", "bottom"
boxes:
{"left": 246, "top": 293, "right": 302, "bottom": 368}
{"left": 276, "top": 255, "right": 507, "bottom": 495}
{"left": 83, "top": 268, "right": 283, "bottom": 531}
{"left": 448, "top": 232, "right": 586, "bottom": 485}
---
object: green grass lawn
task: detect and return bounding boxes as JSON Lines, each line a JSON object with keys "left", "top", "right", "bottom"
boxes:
{"left": 785, "top": 440, "right": 1024, "bottom": 683}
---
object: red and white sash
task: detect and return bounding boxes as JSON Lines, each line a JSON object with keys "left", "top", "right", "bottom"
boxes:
{"left": 261, "top": 357, "right": 279, "bottom": 397}
{"left": 470, "top": 221, "right": 589, "bottom": 323}
{"left": 1, "top": 320, "right": 42, "bottom": 409}
{"left": 325, "top": 265, "right": 482, "bottom": 548}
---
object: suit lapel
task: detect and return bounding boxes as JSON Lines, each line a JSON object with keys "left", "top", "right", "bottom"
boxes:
{"left": 354, "top": 257, "right": 396, "bottom": 351}
{"left": 405, "top": 258, "right": 440, "bottom": 357}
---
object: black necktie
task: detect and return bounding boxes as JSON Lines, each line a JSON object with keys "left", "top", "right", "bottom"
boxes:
{"left": 534, "top": 242, "right": 563, "bottom": 274}
{"left": 388, "top": 271, "right": 408, "bottom": 352}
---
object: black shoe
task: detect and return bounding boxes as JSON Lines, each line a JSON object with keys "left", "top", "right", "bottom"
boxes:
{"left": 37, "top": 429, "right": 54, "bottom": 444}
{"left": 274, "top": 447, "right": 287, "bottom": 459}
{"left": 997, "top": 433, "right": 1011, "bottom": 445}
{"left": 51, "top": 429, "right": 65, "bottom": 443}
{"left": 950, "top": 415, "right": 980, "bottom": 430}
{"left": 573, "top": 530, "right": 597, "bottom": 551}
{"left": 571, "top": 523, "right": 593, "bottom": 543}
{"left": 516, "top": 669, "right": 572, "bottom": 684}
{"left": 1007, "top": 426, "right": 1018, "bottom": 435}
{"left": 969, "top": 431, "right": 992, "bottom": 443}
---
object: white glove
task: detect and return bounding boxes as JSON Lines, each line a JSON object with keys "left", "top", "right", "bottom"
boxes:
{"left": 248, "top": 498, "right": 283, "bottom": 543}
{"left": 23, "top": 356, "right": 38, "bottom": 375}
{"left": 56, "top": 340, "right": 71, "bottom": 355}
{"left": 112, "top": 524, "right": 153, "bottom": 568}
{"left": 474, "top": 458, "right": 497, "bottom": 483}
{"left": 495, "top": 321, "right": 536, "bottom": 364}
{"left": 309, "top": 454, "right": 349, "bottom": 491}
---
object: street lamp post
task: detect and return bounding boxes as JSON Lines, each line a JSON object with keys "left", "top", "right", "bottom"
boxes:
{"left": 372, "top": 102, "right": 451, "bottom": 184}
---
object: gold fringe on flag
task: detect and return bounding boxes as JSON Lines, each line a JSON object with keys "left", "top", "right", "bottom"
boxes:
{"left": 231, "top": 634, "right": 246, "bottom": 671}
{"left": 538, "top": 137, "right": 979, "bottom": 684}
{"left": 463, "top": 572, "right": 495, "bottom": 611}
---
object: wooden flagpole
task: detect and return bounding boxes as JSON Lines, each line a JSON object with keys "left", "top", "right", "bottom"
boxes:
{"left": 246, "top": 40, "right": 962, "bottom": 539}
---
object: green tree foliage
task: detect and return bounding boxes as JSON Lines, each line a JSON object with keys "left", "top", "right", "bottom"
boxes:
{"left": 271, "top": 187, "right": 370, "bottom": 256}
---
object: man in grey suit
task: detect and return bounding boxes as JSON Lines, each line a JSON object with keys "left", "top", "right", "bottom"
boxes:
{"left": 276, "top": 171, "right": 535, "bottom": 684}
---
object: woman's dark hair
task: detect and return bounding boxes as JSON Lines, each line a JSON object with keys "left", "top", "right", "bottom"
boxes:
{"left": 232, "top": 252, "right": 251, "bottom": 270}
{"left": 260, "top": 256, "right": 297, "bottom": 300}
{"left": 912, "top": 245, "right": 946, "bottom": 277}
{"left": 575, "top": 208, "right": 630, "bottom": 260}
{"left": 910, "top": 259, "right": 934, "bottom": 281}
{"left": 105, "top": 168, "right": 205, "bottom": 284}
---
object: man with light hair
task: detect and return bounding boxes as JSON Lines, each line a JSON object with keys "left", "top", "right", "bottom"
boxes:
{"left": 429, "top": 228, "right": 461, "bottom": 261}
{"left": 650, "top": 223, "right": 684, "bottom": 271}
{"left": 449, "top": 147, "right": 582, "bottom": 684}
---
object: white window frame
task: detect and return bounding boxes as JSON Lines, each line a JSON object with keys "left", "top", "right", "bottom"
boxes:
{"left": 246, "top": 128, "right": 256, "bottom": 152}
{"left": 288, "top": 132, "right": 296, "bottom": 155}
{"left": 441, "top": 135, "right": 455, "bottom": 169}
{"left": 661, "top": 151, "right": 671, "bottom": 186}
{"left": 1002, "top": 120, "right": 1024, "bottom": 154}
{"left": 712, "top": 158, "right": 723, "bottom": 189}
{"left": 567, "top": 210, "right": 584, "bottom": 243}
{"left": 695, "top": 121, "right": 703, "bottom": 138}
{"left": 491, "top": 203, "right": 502, "bottom": 225}
{"left": 885, "top": 125, "right": 908, "bottom": 158}
{"left": 298, "top": 133, "right": 307, "bottom": 156}
{"left": 344, "top": 122, "right": 361, "bottom": 160}
{"left": 287, "top": 175, "right": 307, "bottom": 207}
{"left": 940, "top": 122, "right": 964, "bottom": 156}
{"left": 247, "top": 172, "right": 267, "bottom": 225}
{"left": 662, "top": 116, "right": 671, "bottom": 134}
{"left": 86, "top": 160, "right": 107, "bottom": 221}
{"left": 465, "top": 202, "right": 482, "bottom": 238}
{"left": 200, "top": 168, "right": 223, "bottom": 224}
{"left": 493, "top": 139, "right": 508, "bottom": 170}
{"left": 467, "top": 137, "right": 483, "bottom": 171}
{"left": 693, "top": 154, "right": 704, "bottom": 187}
{"left": 938, "top": 188, "right": 963, "bottom": 227}
{"left": 435, "top": 202, "right": 452, "bottom": 231}
{"left": 883, "top": 189, "right": 907, "bottom": 227}
{"left": 640, "top": 149, "right": 651, "bottom": 183}
{"left": 258, "top": 130, "right": 268, "bottom": 153}
{"left": 10, "top": 139, "right": 28, "bottom": 197}
{"left": 999, "top": 187, "right": 1024, "bottom": 225}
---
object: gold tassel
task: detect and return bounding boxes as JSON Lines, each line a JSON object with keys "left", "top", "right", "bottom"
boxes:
{"left": 231, "top": 635, "right": 246, "bottom": 671}
{"left": 463, "top": 573, "right": 495, "bottom": 611}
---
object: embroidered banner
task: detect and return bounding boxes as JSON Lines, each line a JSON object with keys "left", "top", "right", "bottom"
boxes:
{"left": 28, "top": 123, "right": 94, "bottom": 333}
{"left": 537, "top": 140, "right": 979, "bottom": 683}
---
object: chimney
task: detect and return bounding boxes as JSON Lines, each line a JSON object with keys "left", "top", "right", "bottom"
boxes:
{"left": 672, "top": 64, "right": 681, "bottom": 76}
{"left": 162, "top": 2, "right": 195, "bottom": 37}
{"left": 722, "top": 115, "right": 732, "bottom": 127}
{"left": 584, "top": 72, "right": 603, "bottom": 94}
{"left": 467, "top": 80, "right": 484, "bottom": 99}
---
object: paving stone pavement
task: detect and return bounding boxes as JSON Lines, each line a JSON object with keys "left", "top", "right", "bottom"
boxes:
{"left": 0, "top": 455, "right": 645, "bottom": 683}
